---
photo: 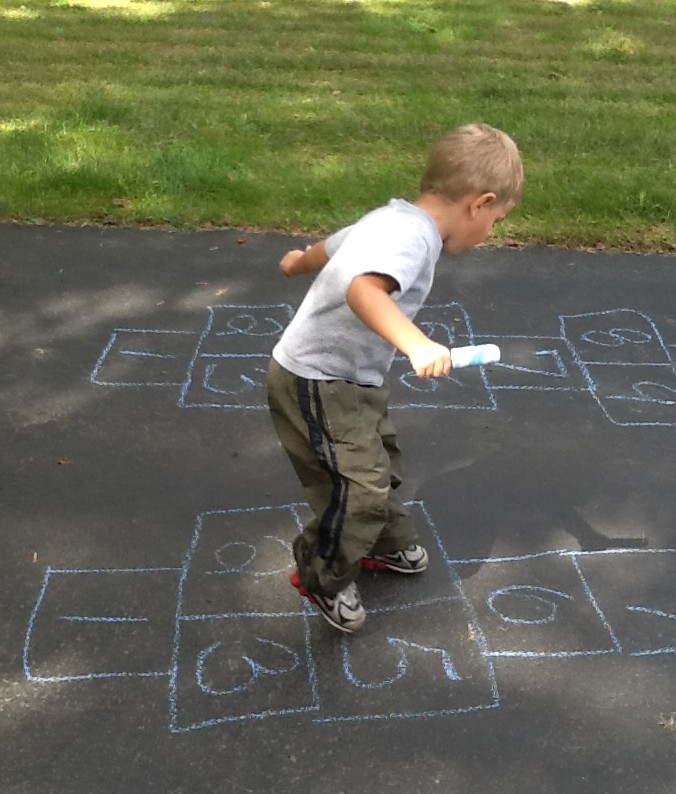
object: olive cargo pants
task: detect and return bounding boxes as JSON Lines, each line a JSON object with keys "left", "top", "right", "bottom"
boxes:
{"left": 267, "top": 358, "right": 418, "bottom": 597}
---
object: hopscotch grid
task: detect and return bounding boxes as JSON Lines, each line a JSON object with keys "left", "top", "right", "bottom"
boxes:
{"left": 90, "top": 329, "right": 198, "bottom": 387}
{"left": 91, "top": 304, "right": 675, "bottom": 425}
{"left": 169, "top": 504, "right": 675, "bottom": 725}
{"left": 175, "top": 501, "right": 500, "bottom": 726}
{"left": 169, "top": 504, "right": 320, "bottom": 730}
{"left": 24, "top": 505, "right": 676, "bottom": 728}
{"left": 559, "top": 309, "right": 676, "bottom": 427}
{"left": 560, "top": 308, "right": 676, "bottom": 367}
{"left": 451, "top": 547, "right": 676, "bottom": 660}
{"left": 178, "top": 304, "right": 293, "bottom": 409}
{"left": 176, "top": 616, "right": 321, "bottom": 732}
{"left": 23, "top": 566, "right": 179, "bottom": 684}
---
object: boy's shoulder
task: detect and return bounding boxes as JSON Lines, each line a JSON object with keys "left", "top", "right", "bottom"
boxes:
{"left": 358, "top": 198, "right": 433, "bottom": 228}
{"left": 327, "top": 199, "right": 439, "bottom": 256}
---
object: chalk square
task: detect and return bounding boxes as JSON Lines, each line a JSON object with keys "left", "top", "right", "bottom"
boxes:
{"left": 310, "top": 600, "right": 498, "bottom": 721}
{"left": 179, "top": 506, "right": 301, "bottom": 618}
{"left": 485, "top": 338, "right": 586, "bottom": 391}
{"left": 583, "top": 363, "right": 676, "bottom": 426}
{"left": 92, "top": 330, "right": 198, "bottom": 386}
{"left": 451, "top": 553, "right": 619, "bottom": 658}
{"left": 561, "top": 309, "right": 671, "bottom": 366}
{"left": 197, "top": 304, "right": 292, "bottom": 357}
{"left": 180, "top": 354, "right": 269, "bottom": 408}
{"left": 26, "top": 568, "right": 178, "bottom": 681}
{"left": 171, "top": 615, "right": 317, "bottom": 730}
{"left": 180, "top": 502, "right": 455, "bottom": 618}
{"left": 575, "top": 550, "right": 676, "bottom": 656}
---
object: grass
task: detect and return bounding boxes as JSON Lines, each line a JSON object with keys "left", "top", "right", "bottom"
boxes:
{"left": 0, "top": 0, "right": 674, "bottom": 250}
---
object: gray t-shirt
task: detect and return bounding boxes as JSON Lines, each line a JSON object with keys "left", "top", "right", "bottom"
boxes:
{"left": 272, "top": 198, "right": 443, "bottom": 386}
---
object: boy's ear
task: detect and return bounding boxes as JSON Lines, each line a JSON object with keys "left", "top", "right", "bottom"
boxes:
{"left": 469, "top": 192, "right": 497, "bottom": 216}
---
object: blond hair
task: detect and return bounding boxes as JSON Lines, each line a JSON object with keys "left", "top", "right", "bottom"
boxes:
{"left": 420, "top": 123, "right": 523, "bottom": 205}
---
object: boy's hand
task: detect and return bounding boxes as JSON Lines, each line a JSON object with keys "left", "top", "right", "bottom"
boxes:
{"left": 407, "top": 341, "right": 452, "bottom": 378}
{"left": 279, "top": 247, "right": 310, "bottom": 277}
{"left": 279, "top": 243, "right": 328, "bottom": 277}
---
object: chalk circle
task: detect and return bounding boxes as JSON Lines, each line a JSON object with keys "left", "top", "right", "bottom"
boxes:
{"left": 487, "top": 585, "right": 573, "bottom": 625}
{"left": 399, "top": 371, "right": 438, "bottom": 392}
{"left": 196, "top": 638, "right": 300, "bottom": 696}
{"left": 419, "top": 321, "right": 457, "bottom": 345}
{"left": 581, "top": 328, "right": 652, "bottom": 347}
{"left": 399, "top": 371, "right": 462, "bottom": 392}
{"left": 253, "top": 536, "right": 295, "bottom": 577}
{"left": 226, "top": 314, "right": 283, "bottom": 336}
{"left": 213, "top": 537, "right": 293, "bottom": 576}
{"left": 632, "top": 381, "right": 676, "bottom": 404}
{"left": 214, "top": 541, "right": 256, "bottom": 572}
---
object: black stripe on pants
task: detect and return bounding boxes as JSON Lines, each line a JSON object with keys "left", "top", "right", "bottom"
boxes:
{"left": 295, "top": 377, "right": 349, "bottom": 566}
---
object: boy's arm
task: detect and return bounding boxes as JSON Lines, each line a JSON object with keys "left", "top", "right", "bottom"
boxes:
{"left": 346, "top": 274, "right": 451, "bottom": 379}
{"left": 279, "top": 241, "right": 329, "bottom": 277}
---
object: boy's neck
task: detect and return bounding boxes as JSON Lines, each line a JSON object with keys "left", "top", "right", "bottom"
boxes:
{"left": 412, "top": 193, "right": 463, "bottom": 243}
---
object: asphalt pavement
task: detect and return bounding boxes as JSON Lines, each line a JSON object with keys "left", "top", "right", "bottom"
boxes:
{"left": 1, "top": 222, "right": 675, "bottom": 793}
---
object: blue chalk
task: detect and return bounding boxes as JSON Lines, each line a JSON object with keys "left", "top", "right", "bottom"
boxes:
{"left": 450, "top": 344, "right": 501, "bottom": 369}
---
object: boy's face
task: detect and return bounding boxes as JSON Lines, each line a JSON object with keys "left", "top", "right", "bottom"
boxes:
{"left": 443, "top": 194, "right": 514, "bottom": 254}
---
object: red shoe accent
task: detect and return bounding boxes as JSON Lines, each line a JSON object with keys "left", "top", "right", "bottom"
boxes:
{"left": 289, "top": 570, "right": 312, "bottom": 599}
{"left": 358, "top": 557, "right": 388, "bottom": 570}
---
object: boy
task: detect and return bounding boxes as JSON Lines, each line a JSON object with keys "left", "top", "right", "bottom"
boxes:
{"left": 267, "top": 123, "right": 523, "bottom": 633}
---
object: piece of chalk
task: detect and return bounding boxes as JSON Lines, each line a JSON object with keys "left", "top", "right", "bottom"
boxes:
{"left": 450, "top": 344, "right": 501, "bottom": 369}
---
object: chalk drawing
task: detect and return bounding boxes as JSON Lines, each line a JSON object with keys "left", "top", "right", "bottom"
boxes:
{"left": 91, "top": 330, "right": 198, "bottom": 387}
{"left": 195, "top": 638, "right": 301, "bottom": 696}
{"left": 24, "top": 567, "right": 180, "bottom": 683}
{"left": 91, "top": 304, "right": 675, "bottom": 426}
{"left": 560, "top": 309, "right": 676, "bottom": 426}
{"left": 486, "top": 585, "right": 573, "bottom": 625}
{"left": 341, "top": 636, "right": 461, "bottom": 690}
{"left": 24, "top": 501, "right": 675, "bottom": 730}
{"left": 179, "top": 304, "right": 293, "bottom": 409}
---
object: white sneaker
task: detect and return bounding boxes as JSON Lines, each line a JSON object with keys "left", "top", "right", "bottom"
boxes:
{"left": 289, "top": 571, "right": 366, "bottom": 633}
{"left": 359, "top": 544, "right": 429, "bottom": 574}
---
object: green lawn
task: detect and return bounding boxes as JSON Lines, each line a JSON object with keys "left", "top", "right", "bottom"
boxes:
{"left": 0, "top": 0, "right": 674, "bottom": 250}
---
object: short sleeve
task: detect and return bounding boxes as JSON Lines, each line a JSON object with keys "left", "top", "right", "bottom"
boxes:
{"left": 324, "top": 225, "right": 355, "bottom": 259}
{"left": 328, "top": 214, "right": 430, "bottom": 296}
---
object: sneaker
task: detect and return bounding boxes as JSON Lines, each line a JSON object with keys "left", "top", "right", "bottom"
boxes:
{"left": 359, "top": 544, "right": 429, "bottom": 574}
{"left": 289, "top": 571, "right": 366, "bottom": 634}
